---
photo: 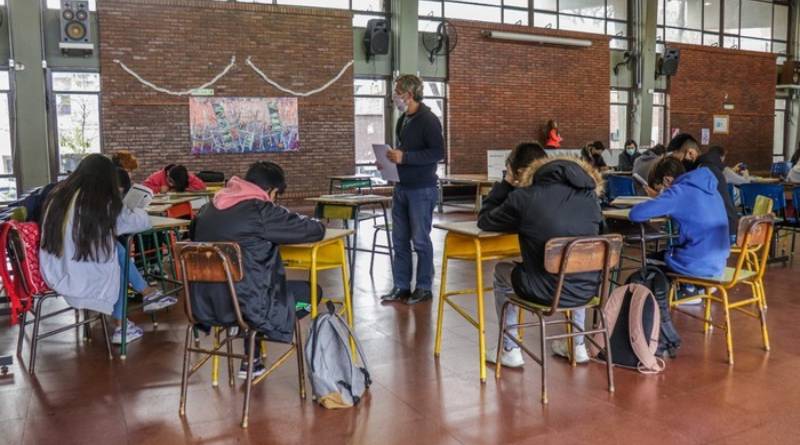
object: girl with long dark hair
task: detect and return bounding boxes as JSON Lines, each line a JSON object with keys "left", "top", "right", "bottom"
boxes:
{"left": 39, "top": 154, "right": 155, "bottom": 343}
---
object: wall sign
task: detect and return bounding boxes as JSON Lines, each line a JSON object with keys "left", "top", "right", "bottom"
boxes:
{"left": 713, "top": 115, "right": 729, "bottom": 134}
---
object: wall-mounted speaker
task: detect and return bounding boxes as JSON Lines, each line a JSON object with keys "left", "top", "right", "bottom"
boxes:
{"left": 779, "top": 60, "right": 800, "bottom": 85}
{"left": 59, "top": 0, "right": 94, "bottom": 56}
{"left": 364, "top": 19, "right": 390, "bottom": 61}
{"left": 659, "top": 47, "right": 680, "bottom": 76}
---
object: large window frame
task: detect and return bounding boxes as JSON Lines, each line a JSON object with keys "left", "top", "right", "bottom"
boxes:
{"left": 774, "top": 96, "right": 786, "bottom": 162}
{"left": 229, "top": 0, "right": 388, "bottom": 27}
{"left": 609, "top": 88, "right": 629, "bottom": 150}
{"left": 354, "top": 76, "right": 391, "bottom": 180}
{"left": 0, "top": 70, "right": 17, "bottom": 202}
{"left": 47, "top": 70, "right": 102, "bottom": 177}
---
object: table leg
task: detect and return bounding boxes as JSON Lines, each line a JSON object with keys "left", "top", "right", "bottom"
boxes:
{"left": 639, "top": 224, "right": 648, "bottom": 269}
{"left": 437, "top": 179, "right": 444, "bottom": 214}
{"left": 120, "top": 236, "right": 132, "bottom": 359}
{"left": 474, "top": 239, "right": 487, "bottom": 383}
{"left": 434, "top": 235, "right": 449, "bottom": 357}
{"left": 339, "top": 239, "right": 356, "bottom": 355}
{"left": 381, "top": 203, "right": 394, "bottom": 271}
{"left": 349, "top": 207, "right": 359, "bottom": 297}
{"left": 310, "top": 246, "right": 319, "bottom": 319}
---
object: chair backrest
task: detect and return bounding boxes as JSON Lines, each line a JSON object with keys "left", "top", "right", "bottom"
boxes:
{"left": 337, "top": 178, "right": 372, "bottom": 192}
{"left": 771, "top": 161, "right": 791, "bottom": 178}
{"left": 792, "top": 187, "right": 800, "bottom": 218}
{"left": 733, "top": 215, "right": 775, "bottom": 281}
{"left": 175, "top": 242, "right": 248, "bottom": 329}
{"left": 606, "top": 176, "right": 636, "bottom": 201}
{"left": 542, "top": 234, "right": 624, "bottom": 314}
{"left": 166, "top": 201, "right": 194, "bottom": 219}
{"left": 752, "top": 195, "right": 774, "bottom": 217}
{"left": 739, "top": 183, "right": 785, "bottom": 214}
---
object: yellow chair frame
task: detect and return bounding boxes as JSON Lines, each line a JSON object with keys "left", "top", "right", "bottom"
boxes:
{"left": 433, "top": 231, "right": 520, "bottom": 382}
{"left": 669, "top": 215, "right": 773, "bottom": 365}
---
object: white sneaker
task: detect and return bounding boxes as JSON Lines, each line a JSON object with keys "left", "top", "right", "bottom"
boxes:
{"left": 143, "top": 290, "right": 178, "bottom": 312}
{"left": 551, "top": 339, "right": 590, "bottom": 364}
{"left": 486, "top": 347, "right": 525, "bottom": 368}
{"left": 112, "top": 320, "right": 144, "bottom": 345}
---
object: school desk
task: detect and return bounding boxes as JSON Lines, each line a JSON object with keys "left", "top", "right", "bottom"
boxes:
{"left": 433, "top": 221, "right": 520, "bottom": 383}
{"left": 437, "top": 174, "right": 495, "bottom": 214}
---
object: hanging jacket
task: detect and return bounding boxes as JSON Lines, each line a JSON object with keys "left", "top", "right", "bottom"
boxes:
{"left": 39, "top": 193, "right": 151, "bottom": 315}
{"left": 629, "top": 167, "right": 730, "bottom": 278}
{"left": 696, "top": 151, "right": 738, "bottom": 236}
{"left": 618, "top": 151, "right": 641, "bottom": 172}
{"left": 478, "top": 158, "right": 603, "bottom": 307}
{"left": 190, "top": 178, "right": 325, "bottom": 343}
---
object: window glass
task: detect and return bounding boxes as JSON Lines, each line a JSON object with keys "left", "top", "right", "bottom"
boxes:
{"left": 354, "top": 97, "right": 385, "bottom": 164}
{"left": 773, "top": 4, "right": 788, "bottom": 42}
{"left": 559, "top": 0, "right": 605, "bottom": 18}
{"left": 504, "top": 8, "right": 529, "bottom": 26}
{"left": 47, "top": 0, "right": 96, "bottom": 10}
{"left": 703, "top": 32, "right": 720, "bottom": 47}
{"left": 276, "top": 0, "right": 349, "bottom": 8}
{"left": 53, "top": 73, "right": 101, "bottom": 174}
{"left": 444, "top": 2, "right": 501, "bottom": 22}
{"left": 419, "top": 0, "right": 443, "bottom": 17}
{"left": 703, "top": 0, "right": 720, "bottom": 32}
{"left": 534, "top": 0, "right": 557, "bottom": 12}
{"left": 739, "top": 37, "right": 770, "bottom": 53}
{"left": 352, "top": 0, "right": 384, "bottom": 11}
{"left": 534, "top": 12, "right": 557, "bottom": 28}
{"left": 665, "top": 27, "right": 701, "bottom": 44}
{"left": 606, "top": 0, "right": 627, "bottom": 20}
{"left": 739, "top": 0, "right": 772, "bottom": 39}
{"left": 724, "top": 0, "right": 740, "bottom": 34}
{"left": 0, "top": 71, "right": 14, "bottom": 201}
{"left": 664, "top": 0, "right": 701, "bottom": 29}
{"left": 559, "top": 15, "right": 605, "bottom": 34}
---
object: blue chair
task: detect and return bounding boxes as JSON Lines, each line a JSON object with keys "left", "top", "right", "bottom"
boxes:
{"left": 606, "top": 175, "right": 636, "bottom": 201}
{"left": 738, "top": 183, "right": 786, "bottom": 216}
{"left": 770, "top": 162, "right": 791, "bottom": 179}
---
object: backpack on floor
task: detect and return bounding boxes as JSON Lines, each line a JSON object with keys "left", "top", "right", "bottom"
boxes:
{"left": 305, "top": 301, "right": 371, "bottom": 409}
{"left": 591, "top": 284, "right": 665, "bottom": 374}
{"left": 626, "top": 266, "right": 682, "bottom": 358}
{"left": 196, "top": 171, "right": 225, "bottom": 183}
{"left": 0, "top": 221, "right": 51, "bottom": 324}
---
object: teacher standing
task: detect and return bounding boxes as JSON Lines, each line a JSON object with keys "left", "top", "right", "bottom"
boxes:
{"left": 382, "top": 75, "right": 444, "bottom": 305}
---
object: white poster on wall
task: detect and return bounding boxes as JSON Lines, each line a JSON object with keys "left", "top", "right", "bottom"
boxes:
{"left": 701, "top": 128, "right": 710, "bottom": 145}
{"left": 487, "top": 150, "right": 511, "bottom": 180}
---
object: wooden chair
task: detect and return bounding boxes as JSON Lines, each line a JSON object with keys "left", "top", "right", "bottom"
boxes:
{"left": 669, "top": 215, "right": 773, "bottom": 365}
{"left": 176, "top": 242, "right": 305, "bottom": 428}
{"left": 495, "top": 234, "right": 623, "bottom": 404}
{"left": 10, "top": 227, "right": 112, "bottom": 374}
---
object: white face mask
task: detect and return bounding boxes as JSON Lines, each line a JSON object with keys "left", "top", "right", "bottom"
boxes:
{"left": 393, "top": 94, "right": 408, "bottom": 113}
{"left": 626, "top": 147, "right": 636, "bottom": 155}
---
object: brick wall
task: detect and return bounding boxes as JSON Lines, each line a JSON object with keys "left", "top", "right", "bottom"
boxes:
{"left": 668, "top": 44, "right": 776, "bottom": 171}
{"left": 97, "top": 0, "right": 354, "bottom": 198}
{"left": 447, "top": 21, "right": 610, "bottom": 174}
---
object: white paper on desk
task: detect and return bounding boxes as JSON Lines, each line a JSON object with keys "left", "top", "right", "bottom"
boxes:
{"left": 373, "top": 144, "right": 400, "bottom": 183}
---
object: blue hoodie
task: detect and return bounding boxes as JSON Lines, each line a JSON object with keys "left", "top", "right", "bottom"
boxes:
{"left": 629, "top": 167, "right": 730, "bottom": 278}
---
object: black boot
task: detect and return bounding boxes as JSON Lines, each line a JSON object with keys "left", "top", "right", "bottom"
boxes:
{"left": 381, "top": 287, "right": 411, "bottom": 302}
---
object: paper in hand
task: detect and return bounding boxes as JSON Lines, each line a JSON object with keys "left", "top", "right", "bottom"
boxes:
{"left": 373, "top": 144, "right": 400, "bottom": 183}
{"left": 123, "top": 184, "right": 154, "bottom": 210}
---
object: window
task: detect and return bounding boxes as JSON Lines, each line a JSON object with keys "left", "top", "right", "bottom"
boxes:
{"left": 423, "top": 79, "right": 448, "bottom": 176}
{"left": 354, "top": 78, "right": 389, "bottom": 180}
{"left": 420, "top": 1, "right": 629, "bottom": 49}
{"left": 47, "top": 0, "right": 96, "bottom": 9}
{"left": 51, "top": 72, "right": 101, "bottom": 174}
{"left": 657, "top": 0, "right": 789, "bottom": 60}
{"left": 609, "top": 89, "right": 628, "bottom": 150}
{"left": 774, "top": 98, "right": 786, "bottom": 161}
{"left": 231, "top": 0, "right": 386, "bottom": 26}
{"left": 651, "top": 91, "right": 666, "bottom": 147}
{"left": 0, "top": 71, "right": 15, "bottom": 201}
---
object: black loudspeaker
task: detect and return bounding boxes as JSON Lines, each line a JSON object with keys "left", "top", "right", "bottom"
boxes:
{"left": 660, "top": 47, "right": 680, "bottom": 76}
{"left": 59, "top": 0, "right": 93, "bottom": 55}
{"left": 364, "top": 19, "right": 390, "bottom": 61}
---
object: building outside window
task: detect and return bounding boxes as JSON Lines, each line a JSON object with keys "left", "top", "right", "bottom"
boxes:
{"left": 423, "top": 79, "right": 448, "bottom": 177}
{"left": 774, "top": 97, "right": 786, "bottom": 161}
{"left": 51, "top": 72, "right": 101, "bottom": 175}
{"left": 609, "top": 89, "right": 628, "bottom": 149}
{"left": 0, "top": 71, "right": 15, "bottom": 201}
{"left": 231, "top": 0, "right": 386, "bottom": 26}
{"left": 652, "top": 91, "right": 666, "bottom": 147}
{"left": 354, "top": 78, "right": 389, "bottom": 180}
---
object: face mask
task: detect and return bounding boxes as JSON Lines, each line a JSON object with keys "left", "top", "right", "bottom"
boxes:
{"left": 682, "top": 159, "right": 697, "bottom": 172}
{"left": 626, "top": 148, "right": 636, "bottom": 156}
{"left": 393, "top": 94, "right": 408, "bottom": 113}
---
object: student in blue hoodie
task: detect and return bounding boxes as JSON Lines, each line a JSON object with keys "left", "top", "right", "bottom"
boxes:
{"left": 629, "top": 157, "right": 730, "bottom": 280}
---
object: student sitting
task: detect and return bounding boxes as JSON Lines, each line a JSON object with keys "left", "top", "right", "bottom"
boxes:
{"left": 478, "top": 149, "right": 603, "bottom": 367}
{"left": 617, "top": 139, "right": 640, "bottom": 171}
{"left": 143, "top": 164, "right": 207, "bottom": 193}
{"left": 630, "top": 157, "right": 730, "bottom": 281}
{"left": 39, "top": 154, "right": 163, "bottom": 344}
{"left": 581, "top": 141, "right": 608, "bottom": 170}
{"left": 696, "top": 145, "right": 738, "bottom": 239}
{"left": 190, "top": 161, "right": 325, "bottom": 377}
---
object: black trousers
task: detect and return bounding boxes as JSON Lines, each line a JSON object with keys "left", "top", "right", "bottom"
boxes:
{"left": 245, "top": 280, "right": 319, "bottom": 356}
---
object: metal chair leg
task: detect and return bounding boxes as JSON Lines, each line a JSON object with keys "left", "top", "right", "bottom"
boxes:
{"left": 295, "top": 319, "right": 307, "bottom": 400}
{"left": 83, "top": 309, "right": 92, "bottom": 341}
{"left": 369, "top": 227, "right": 379, "bottom": 275}
{"left": 226, "top": 330, "right": 235, "bottom": 388}
{"left": 179, "top": 325, "right": 193, "bottom": 417}
{"left": 29, "top": 296, "right": 47, "bottom": 374}
{"left": 495, "top": 301, "right": 510, "bottom": 380}
{"left": 241, "top": 332, "right": 257, "bottom": 428}
{"left": 16, "top": 310, "right": 27, "bottom": 358}
{"left": 538, "top": 312, "right": 548, "bottom": 404}
{"left": 598, "top": 309, "right": 615, "bottom": 393}
{"left": 100, "top": 314, "right": 113, "bottom": 360}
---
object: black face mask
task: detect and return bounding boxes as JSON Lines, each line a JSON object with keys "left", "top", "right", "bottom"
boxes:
{"left": 682, "top": 159, "right": 697, "bottom": 172}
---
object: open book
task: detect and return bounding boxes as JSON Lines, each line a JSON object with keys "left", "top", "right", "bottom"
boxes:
{"left": 123, "top": 184, "right": 154, "bottom": 210}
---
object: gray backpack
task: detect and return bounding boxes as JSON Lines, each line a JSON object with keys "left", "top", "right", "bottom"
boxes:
{"left": 305, "top": 302, "right": 371, "bottom": 409}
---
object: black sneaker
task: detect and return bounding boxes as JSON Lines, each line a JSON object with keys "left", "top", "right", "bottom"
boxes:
{"left": 381, "top": 288, "right": 411, "bottom": 302}
{"left": 237, "top": 358, "right": 267, "bottom": 380}
{"left": 405, "top": 289, "right": 433, "bottom": 305}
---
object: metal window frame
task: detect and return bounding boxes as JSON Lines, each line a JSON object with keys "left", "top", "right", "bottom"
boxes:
{"left": 354, "top": 76, "right": 391, "bottom": 167}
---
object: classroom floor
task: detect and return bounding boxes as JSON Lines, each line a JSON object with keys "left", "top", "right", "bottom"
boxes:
{"left": 0, "top": 210, "right": 798, "bottom": 445}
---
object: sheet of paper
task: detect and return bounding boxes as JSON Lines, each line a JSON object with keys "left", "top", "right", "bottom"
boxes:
{"left": 373, "top": 144, "right": 400, "bottom": 183}
{"left": 487, "top": 150, "right": 511, "bottom": 180}
{"left": 123, "top": 184, "right": 153, "bottom": 210}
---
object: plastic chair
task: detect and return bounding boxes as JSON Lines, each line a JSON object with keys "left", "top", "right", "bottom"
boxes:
{"left": 770, "top": 161, "right": 791, "bottom": 179}
{"left": 738, "top": 184, "right": 785, "bottom": 216}
{"left": 10, "top": 226, "right": 112, "bottom": 374}
{"left": 606, "top": 175, "right": 636, "bottom": 202}
{"left": 176, "top": 242, "right": 305, "bottom": 428}
{"left": 669, "top": 215, "right": 773, "bottom": 365}
{"left": 495, "top": 234, "right": 623, "bottom": 403}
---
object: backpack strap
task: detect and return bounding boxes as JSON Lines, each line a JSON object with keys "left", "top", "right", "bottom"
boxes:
{"left": 628, "top": 285, "right": 665, "bottom": 373}
{"left": 0, "top": 222, "right": 23, "bottom": 324}
{"left": 327, "top": 310, "right": 370, "bottom": 372}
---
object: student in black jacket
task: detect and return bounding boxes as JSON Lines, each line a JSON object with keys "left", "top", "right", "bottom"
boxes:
{"left": 618, "top": 139, "right": 641, "bottom": 171}
{"left": 696, "top": 145, "right": 738, "bottom": 239}
{"left": 478, "top": 155, "right": 603, "bottom": 368}
{"left": 191, "top": 161, "right": 325, "bottom": 378}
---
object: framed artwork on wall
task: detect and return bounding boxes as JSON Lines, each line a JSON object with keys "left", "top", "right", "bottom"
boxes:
{"left": 713, "top": 115, "right": 729, "bottom": 134}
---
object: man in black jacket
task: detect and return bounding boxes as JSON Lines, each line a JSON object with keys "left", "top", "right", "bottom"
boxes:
{"left": 478, "top": 157, "right": 603, "bottom": 367}
{"left": 191, "top": 161, "right": 325, "bottom": 377}
{"left": 381, "top": 74, "right": 445, "bottom": 305}
{"left": 697, "top": 145, "right": 738, "bottom": 239}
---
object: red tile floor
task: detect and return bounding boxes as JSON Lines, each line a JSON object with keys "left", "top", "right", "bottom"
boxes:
{"left": 0, "top": 211, "right": 798, "bottom": 444}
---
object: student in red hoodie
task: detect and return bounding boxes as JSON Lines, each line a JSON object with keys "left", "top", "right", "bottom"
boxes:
{"left": 544, "top": 120, "right": 563, "bottom": 149}
{"left": 190, "top": 161, "right": 325, "bottom": 377}
{"left": 143, "top": 164, "right": 207, "bottom": 193}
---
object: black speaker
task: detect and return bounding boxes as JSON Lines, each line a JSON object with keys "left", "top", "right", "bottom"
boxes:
{"left": 364, "top": 19, "right": 390, "bottom": 61}
{"left": 59, "top": 0, "right": 93, "bottom": 55}
{"left": 661, "top": 47, "right": 680, "bottom": 76}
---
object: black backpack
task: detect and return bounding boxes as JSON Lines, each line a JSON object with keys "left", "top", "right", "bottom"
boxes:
{"left": 625, "top": 266, "right": 681, "bottom": 358}
{"left": 197, "top": 171, "right": 225, "bottom": 183}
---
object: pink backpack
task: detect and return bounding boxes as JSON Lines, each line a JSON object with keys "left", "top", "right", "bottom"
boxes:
{"left": 0, "top": 221, "right": 51, "bottom": 324}
{"left": 591, "top": 284, "right": 665, "bottom": 374}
